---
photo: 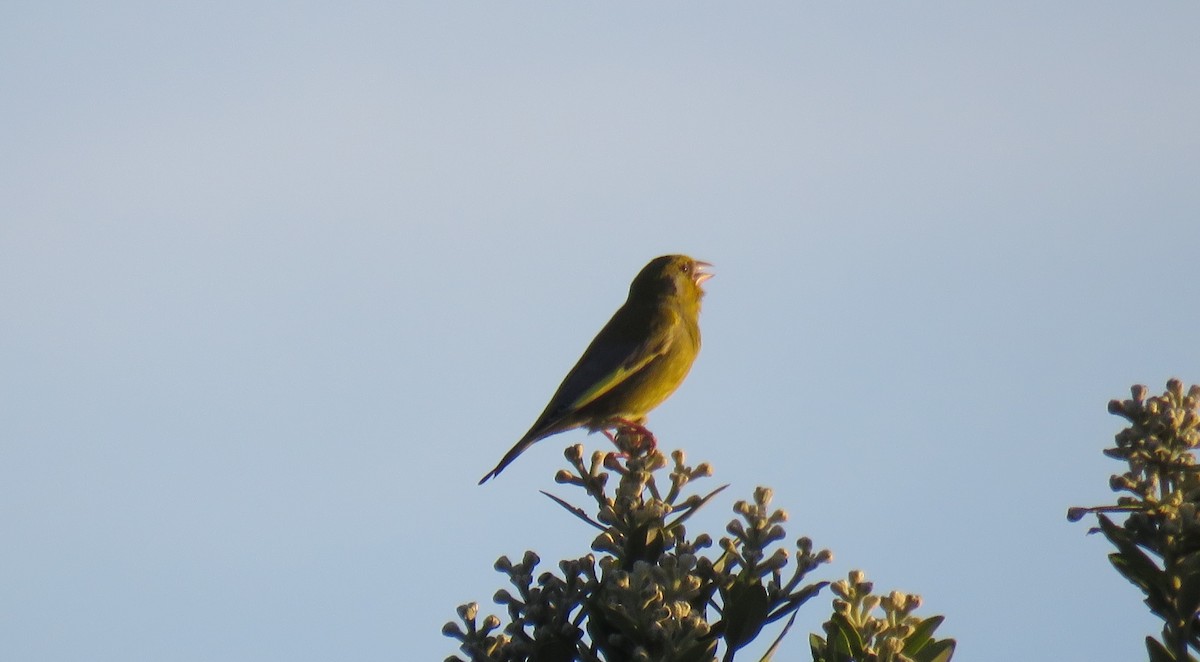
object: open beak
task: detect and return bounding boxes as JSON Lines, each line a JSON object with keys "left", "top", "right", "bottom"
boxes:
{"left": 693, "top": 261, "right": 714, "bottom": 286}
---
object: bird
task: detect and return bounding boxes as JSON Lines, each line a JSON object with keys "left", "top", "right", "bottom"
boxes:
{"left": 479, "top": 254, "right": 712, "bottom": 484}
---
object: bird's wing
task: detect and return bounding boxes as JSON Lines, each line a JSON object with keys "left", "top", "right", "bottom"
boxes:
{"left": 556, "top": 309, "right": 679, "bottom": 414}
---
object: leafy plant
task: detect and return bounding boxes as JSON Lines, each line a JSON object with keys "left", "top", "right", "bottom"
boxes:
{"left": 1070, "top": 379, "right": 1200, "bottom": 662}
{"left": 446, "top": 434, "right": 954, "bottom": 662}
{"left": 810, "top": 571, "right": 955, "bottom": 662}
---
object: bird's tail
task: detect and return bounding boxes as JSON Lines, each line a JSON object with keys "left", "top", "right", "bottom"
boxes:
{"left": 478, "top": 434, "right": 537, "bottom": 484}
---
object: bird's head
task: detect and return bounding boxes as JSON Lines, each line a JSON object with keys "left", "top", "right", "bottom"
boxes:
{"left": 628, "top": 254, "right": 713, "bottom": 305}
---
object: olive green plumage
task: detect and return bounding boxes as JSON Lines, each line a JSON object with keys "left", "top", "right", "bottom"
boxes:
{"left": 479, "top": 255, "right": 712, "bottom": 484}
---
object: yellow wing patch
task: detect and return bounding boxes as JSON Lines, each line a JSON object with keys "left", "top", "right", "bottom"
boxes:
{"left": 566, "top": 329, "right": 675, "bottom": 412}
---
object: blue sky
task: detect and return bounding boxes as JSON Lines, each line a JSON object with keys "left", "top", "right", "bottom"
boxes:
{"left": 2, "top": 3, "right": 1198, "bottom": 660}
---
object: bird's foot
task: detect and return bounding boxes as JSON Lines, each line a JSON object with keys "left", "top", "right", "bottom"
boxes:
{"left": 603, "top": 418, "right": 657, "bottom": 456}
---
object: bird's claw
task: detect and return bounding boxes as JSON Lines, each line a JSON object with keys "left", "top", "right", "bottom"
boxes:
{"left": 602, "top": 419, "right": 657, "bottom": 457}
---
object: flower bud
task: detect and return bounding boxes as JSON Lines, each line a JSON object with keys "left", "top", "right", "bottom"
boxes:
{"left": 457, "top": 602, "right": 478, "bottom": 621}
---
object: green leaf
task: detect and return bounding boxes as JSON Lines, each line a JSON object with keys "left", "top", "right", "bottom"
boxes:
{"left": 902, "top": 615, "right": 945, "bottom": 656}
{"left": 757, "top": 609, "right": 798, "bottom": 662}
{"left": 1108, "top": 550, "right": 1176, "bottom": 621}
{"left": 1096, "top": 514, "right": 1127, "bottom": 538}
{"left": 666, "top": 483, "right": 730, "bottom": 530}
{"left": 721, "top": 579, "right": 770, "bottom": 653}
{"left": 1098, "top": 518, "right": 1162, "bottom": 572}
{"left": 622, "top": 523, "right": 666, "bottom": 569}
{"left": 530, "top": 633, "right": 582, "bottom": 662}
{"left": 766, "top": 582, "right": 829, "bottom": 624}
{"left": 827, "top": 613, "right": 864, "bottom": 658}
{"left": 1146, "top": 636, "right": 1176, "bottom": 662}
{"left": 539, "top": 491, "right": 606, "bottom": 531}
{"left": 710, "top": 549, "right": 733, "bottom": 576}
{"left": 1174, "top": 551, "right": 1200, "bottom": 617}
{"left": 586, "top": 596, "right": 639, "bottom": 654}
{"left": 1108, "top": 552, "right": 1155, "bottom": 593}
{"left": 914, "top": 639, "right": 956, "bottom": 662}
{"left": 809, "top": 633, "right": 828, "bottom": 662}
{"left": 1096, "top": 516, "right": 1177, "bottom": 603}
{"left": 1108, "top": 549, "right": 1168, "bottom": 614}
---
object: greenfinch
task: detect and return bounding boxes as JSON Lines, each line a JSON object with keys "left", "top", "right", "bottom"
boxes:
{"left": 479, "top": 255, "right": 712, "bottom": 484}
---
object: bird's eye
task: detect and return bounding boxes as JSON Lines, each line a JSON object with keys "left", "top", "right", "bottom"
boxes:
{"left": 680, "top": 263, "right": 691, "bottom": 273}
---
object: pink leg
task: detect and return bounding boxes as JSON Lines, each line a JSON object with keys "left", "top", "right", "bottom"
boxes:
{"left": 612, "top": 418, "right": 657, "bottom": 453}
